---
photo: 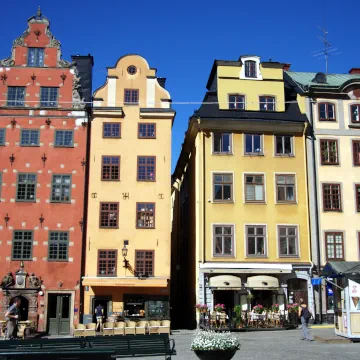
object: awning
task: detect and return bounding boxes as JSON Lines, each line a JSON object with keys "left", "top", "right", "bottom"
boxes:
{"left": 82, "top": 277, "right": 168, "bottom": 288}
{"left": 321, "top": 261, "right": 360, "bottom": 277}
{"left": 246, "top": 275, "right": 279, "bottom": 290}
{"left": 209, "top": 275, "right": 242, "bottom": 290}
{"left": 199, "top": 262, "right": 293, "bottom": 274}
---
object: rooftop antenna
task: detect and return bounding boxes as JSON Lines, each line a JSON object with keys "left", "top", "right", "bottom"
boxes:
{"left": 312, "top": 5, "right": 341, "bottom": 73}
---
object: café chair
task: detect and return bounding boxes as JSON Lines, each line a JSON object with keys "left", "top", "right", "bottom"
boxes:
{"left": 114, "top": 322, "right": 125, "bottom": 335}
{"left": 125, "top": 321, "right": 136, "bottom": 335}
{"left": 73, "top": 324, "right": 85, "bottom": 337}
{"left": 85, "top": 323, "right": 96, "bottom": 336}
{"left": 103, "top": 322, "right": 114, "bottom": 336}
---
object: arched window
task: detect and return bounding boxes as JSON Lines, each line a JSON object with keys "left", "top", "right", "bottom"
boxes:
{"left": 245, "top": 60, "right": 257, "bottom": 78}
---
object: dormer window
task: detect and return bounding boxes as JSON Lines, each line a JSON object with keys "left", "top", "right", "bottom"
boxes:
{"left": 319, "top": 103, "right": 336, "bottom": 121}
{"left": 27, "top": 48, "right": 44, "bottom": 67}
{"left": 259, "top": 96, "right": 275, "bottom": 111}
{"left": 245, "top": 61, "right": 257, "bottom": 78}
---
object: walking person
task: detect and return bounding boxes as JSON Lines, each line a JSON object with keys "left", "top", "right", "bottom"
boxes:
{"left": 5, "top": 298, "right": 21, "bottom": 340}
{"left": 95, "top": 303, "right": 104, "bottom": 332}
{"left": 298, "top": 298, "right": 313, "bottom": 341}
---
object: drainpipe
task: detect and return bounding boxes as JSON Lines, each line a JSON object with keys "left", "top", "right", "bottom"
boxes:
{"left": 202, "top": 130, "right": 206, "bottom": 306}
{"left": 309, "top": 98, "right": 323, "bottom": 323}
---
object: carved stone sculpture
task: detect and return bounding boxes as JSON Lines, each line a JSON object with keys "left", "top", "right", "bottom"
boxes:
{"left": 72, "top": 67, "right": 85, "bottom": 109}
{"left": 0, "top": 57, "right": 15, "bottom": 67}
{"left": 13, "top": 30, "right": 30, "bottom": 46}
{"left": 1, "top": 272, "right": 14, "bottom": 288}
{"left": 28, "top": 273, "right": 41, "bottom": 288}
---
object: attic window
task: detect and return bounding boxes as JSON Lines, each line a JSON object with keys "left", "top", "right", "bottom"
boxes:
{"left": 127, "top": 66, "right": 137, "bottom": 75}
{"left": 245, "top": 61, "right": 257, "bottom": 78}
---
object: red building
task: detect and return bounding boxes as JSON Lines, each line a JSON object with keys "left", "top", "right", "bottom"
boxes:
{"left": 0, "top": 8, "right": 93, "bottom": 335}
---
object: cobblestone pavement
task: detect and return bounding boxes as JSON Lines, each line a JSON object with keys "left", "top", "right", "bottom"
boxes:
{"left": 120, "top": 328, "right": 360, "bottom": 360}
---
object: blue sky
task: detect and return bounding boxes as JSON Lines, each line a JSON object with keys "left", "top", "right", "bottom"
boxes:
{"left": 2, "top": 1, "right": 359, "bottom": 171}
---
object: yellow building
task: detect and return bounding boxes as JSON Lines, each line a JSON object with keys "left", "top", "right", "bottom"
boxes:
{"left": 286, "top": 69, "right": 360, "bottom": 322}
{"left": 172, "top": 56, "right": 312, "bottom": 329}
{"left": 83, "top": 55, "right": 175, "bottom": 322}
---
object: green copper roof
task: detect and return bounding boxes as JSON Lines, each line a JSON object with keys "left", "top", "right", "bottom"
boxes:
{"left": 285, "top": 71, "right": 360, "bottom": 88}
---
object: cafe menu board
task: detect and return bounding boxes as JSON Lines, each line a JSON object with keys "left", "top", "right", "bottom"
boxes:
{"left": 148, "top": 300, "right": 169, "bottom": 318}
{"left": 349, "top": 279, "right": 360, "bottom": 312}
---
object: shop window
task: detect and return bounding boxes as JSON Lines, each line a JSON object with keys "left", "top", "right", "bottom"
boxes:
{"left": 276, "top": 175, "right": 296, "bottom": 203}
{"left": 54, "top": 130, "right": 73, "bottom": 147}
{"left": 246, "top": 225, "right": 266, "bottom": 257}
{"left": 100, "top": 203, "right": 119, "bottom": 228}
{"left": 325, "top": 232, "right": 344, "bottom": 261}
{"left": 351, "top": 104, "right": 360, "bottom": 123}
{"left": 0, "top": 129, "right": 5, "bottom": 145}
{"left": 51, "top": 175, "right": 71, "bottom": 203}
{"left": 40, "top": 87, "right": 59, "bottom": 107}
{"left": 136, "top": 203, "right": 155, "bottom": 229}
{"left": 123, "top": 295, "right": 145, "bottom": 317}
{"left": 245, "top": 174, "right": 265, "bottom": 203}
{"left": 213, "top": 173, "right": 233, "bottom": 202}
{"left": 16, "top": 173, "right": 36, "bottom": 202}
{"left": 322, "top": 183, "right": 341, "bottom": 211}
{"left": 12, "top": 230, "right": 33, "bottom": 260}
{"left": 229, "top": 95, "right": 245, "bottom": 109}
{"left": 103, "top": 123, "right": 121, "bottom": 138}
{"left": 326, "top": 284, "right": 335, "bottom": 311}
{"left": 124, "top": 89, "right": 139, "bottom": 105}
{"left": 353, "top": 141, "right": 360, "bottom": 166}
{"left": 275, "top": 135, "right": 293, "bottom": 155}
{"left": 135, "top": 250, "right": 154, "bottom": 276}
{"left": 137, "top": 156, "right": 156, "bottom": 181}
{"left": 7, "top": 87, "right": 25, "bottom": 107}
{"left": 101, "top": 156, "right": 120, "bottom": 181}
{"left": 320, "top": 139, "right": 339, "bottom": 165}
{"left": 213, "top": 133, "right": 232, "bottom": 154}
{"left": 48, "top": 231, "right": 69, "bottom": 261}
{"left": 27, "top": 48, "right": 44, "bottom": 67}
{"left": 278, "top": 226, "right": 298, "bottom": 257}
{"left": 138, "top": 123, "right": 156, "bottom": 138}
{"left": 213, "top": 225, "right": 234, "bottom": 257}
{"left": 97, "top": 250, "right": 117, "bottom": 276}
{"left": 318, "top": 102, "right": 336, "bottom": 121}
{"left": 245, "top": 134, "right": 263, "bottom": 154}
{"left": 259, "top": 96, "right": 275, "bottom": 111}
{"left": 20, "top": 129, "right": 40, "bottom": 146}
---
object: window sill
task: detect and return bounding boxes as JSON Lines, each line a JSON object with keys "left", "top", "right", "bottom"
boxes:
{"left": 138, "top": 137, "right": 157, "bottom": 140}
{"left": 276, "top": 201, "right": 297, "bottom": 205}
{"left": 15, "top": 200, "right": 36, "bottom": 203}
{"left": 323, "top": 210, "right": 342, "bottom": 213}
{"left": 319, "top": 119, "right": 337, "bottom": 122}
{"left": 274, "top": 154, "right": 295, "bottom": 157}
{"left": 212, "top": 152, "right": 233, "bottom": 156}
{"left": 99, "top": 227, "right": 119, "bottom": 229}
{"left": 349, "top": 124, "right": 360, "bottom": 129}
{"left": 212, "top": 200, "right": 234, "bottom": 204}
{"left": 20, "top": 145, "right": 40, "bottom": 147}
{"left": 245, "top": 201, "right": 266, "bottom": 205}
{"left": 124, "top": 103, "right": 139, "bottom": 106}
{"left": 101, "top": 179, "right": 121, "bottom": 182}
{"left": 136, "top": 227, "right": 156, "bottom": 230}
{"left": 50, "top": 201, "right": 71, "bottom": 204}
{"left": 212, "top": 255, "right": 235, "bottom": 258}
{"left": 47, "top": 260, "right": 69, "bottom": 263}
{"left": 321, "top": 163, "right": 340, "bottom": 166}
{"left": 11, "top": 258, "right": 33, "bottom": 261}
{"left": 246, "top": 255, "right": 268, "bottom": 259}
{"left": 53, "top": 146, "right": 74, "bottom": 148}
{"left": 279, "top": 255, "right": 300, "bottom": 258}
{"left": 103, "top": 137, "right": 122, "bottom": 139}
{"left": 97, "top": 275, "right": 117, "bottom": 277}
{"left": 137, "top": 180, "right": 156, "bottom": 182}
{"left": 244, "top": 153, "right": 264, "bottom": 156}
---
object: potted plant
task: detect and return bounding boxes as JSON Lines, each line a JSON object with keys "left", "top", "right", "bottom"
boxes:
{"left": 214, "top": 303, "right": 225, "bottom": 313}
{"left": 196, "top": 304, "right": 208, "bottom": 313}
{"left": 233, "top": 305, "right": 242, "bottom": 328}
{"left": 253, "top": 305, "right": 264, "bottom": 314}
{"left": 191, "top": 330, "right": 241, "bottom": 360}
{"left": 286, "top": 304, "right": 299, "bottom": 325}
{"left": 272, "top": 304, "right": 279, "bottom": 313}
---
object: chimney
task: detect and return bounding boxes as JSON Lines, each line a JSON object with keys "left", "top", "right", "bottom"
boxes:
{"left": 349, "top": 68, "right": 360, "bottom": 74}
{"left": 283, "top": 64, "right": 291, "bottom": 71}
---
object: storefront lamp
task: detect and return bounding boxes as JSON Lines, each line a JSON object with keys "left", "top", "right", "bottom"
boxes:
{"left": 122, "top": 246, "right": 129, "bottom": 269}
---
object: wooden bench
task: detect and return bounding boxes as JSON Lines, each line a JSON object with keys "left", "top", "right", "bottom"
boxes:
{"left": 87, "top": 333, "right": 176, "bottom": 359}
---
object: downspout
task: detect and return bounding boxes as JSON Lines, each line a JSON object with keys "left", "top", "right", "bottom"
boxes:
{"left": 202, "top": 130, "right": 206, "bottom": 306}
{"left": 309, "top": 98, "right": 323, "bottom": 323}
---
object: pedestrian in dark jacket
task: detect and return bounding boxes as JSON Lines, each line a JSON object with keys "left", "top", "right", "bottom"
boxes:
{"left": 298, "top": 298, "right": 313, "bottom": 341}
{"left": 5, "top": 298, "right": 21, "bottom": 339}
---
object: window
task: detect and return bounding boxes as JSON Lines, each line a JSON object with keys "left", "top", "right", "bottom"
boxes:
{"left": 98, "top": 250, "right": 117, "bottom": 276}
{"left": 137, "top": 156, "right": 156, "bottom": 181}
{"left": 138, "top": 123, "right": 156, "bottom": 138}
{"left": 101, "top": 156, "right": 120, "bottom": 181}
{"left": 356, "top": 185, "right": 360, "bottom": 212}
{"left": 0, "top": 129, "right": 5, "bottom": 146}
{"left": 319, "top": 103, "right": 336, "bottom": 121}
{"left": 325, "top": 232, "right": 344, "bottom": 261}
{"left": 48, "top": 231, "right": 69, "bottom": 261}
{"left": 124, "top": 89, "right": 139, "bottom": 104}
{"left": 27, "top": 48, "right": 44, "bottom": 67}
{"left": 213, "top": 225, "right": 234, "bottom": 257}
{"left": 40, "top": 87, "right": 58, "bottom": 107}
{"left": 7, "top": 87, "right": 25, "bottom": 107}
{"left": 100, "top": 203, "right": 119, "bottom": 228}
{"left": 51, "top": 175, "right": 71, "bottom": 203}
{"left": 12, "top": 231, "right": 33, "bottom": 260}
{"left": 135, "top": 250, "right": 154, "bottom": 276}
{"left": 323, "top": 184, "right": 341, "bottom": 211}
{"left": 245, "top": 134, "right": 262, "bottom": 154}
{"left": 229, "top": 95, "right": 245, "bottom": 109}
{"left": 213, "top": 133, "right": 232, "bottom": 154}
{"left": 353, "top": 141, "right": 360, "bottom": 166}
{"left": 351, "top": 104, "right": 360, "bottom": 123}
{"left": 213, "top": 174, "right": 233, "bottom": 202}
{"left": 275, "top": 135, "right": 293, "bottom": 155}
{"left": 245, "top": 175, "right": 265, "bottom": 202}
{"left": 276, "top": 175, "right": 296, "bottom": 203}
{"left": 103, "top": 123, "right": 121, "bottom": 138}
{"left": 246, "top": 225, "right": 266, "bottom": 257}
{"left": 320, "top": 139, "right": 339, "bottom": 165}
{"left": 54, "top": 130, "right": 73, "bottom": 147}
{"left": 245, "top": 60, "right": 257, "bottom": 78}
{"left": 278, "top": 226, "right": 298, "bottom": 257}
{"left": 16, "top": 173, "right": 36, "bottom": 202}
{"left": 136, "top": 203, "right": 155, "bottom": 228}
{"left": 20, "top": 129, "right": 40, "bottom": 146}
{"left": 259, "top": 96, "right": 275, "bottom": 111}
{"left": 127, "top": 66, "right": 137, "bottom": 75}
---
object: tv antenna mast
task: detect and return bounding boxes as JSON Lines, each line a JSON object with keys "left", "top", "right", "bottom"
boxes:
{"left": 312, "top": 26, "right": 341, "bottom": 74}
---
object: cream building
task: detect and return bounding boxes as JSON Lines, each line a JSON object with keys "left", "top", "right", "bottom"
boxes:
{"left": 82, "top": 55, "right": 175, "bottom": 322}
{"left": 286, "top": 69, "right": 360, "bottom": 322}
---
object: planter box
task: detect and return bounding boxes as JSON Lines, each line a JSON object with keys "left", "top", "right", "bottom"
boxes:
{"left": 194, "top": 349, "right": 237, "bottom": 360}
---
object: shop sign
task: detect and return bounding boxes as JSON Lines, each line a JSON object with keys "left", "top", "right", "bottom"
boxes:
{"left": 349, "top": 279, "right": 360, "bottom": 311}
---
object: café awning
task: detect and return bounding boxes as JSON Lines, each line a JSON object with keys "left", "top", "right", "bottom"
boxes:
{"left": 246, "top": 275, "right": 279, "bottom": 290}
{"left": 208, "top": 275, "right": 242, "bottom": 290}
{"left": 82, "top": 277, "right": 168, "bottom": 288}
{"left": 321, "top": 261, "right": 360, "bottom": 278}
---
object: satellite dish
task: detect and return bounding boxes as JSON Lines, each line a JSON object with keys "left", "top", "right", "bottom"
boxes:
{"left": 313, "top": 72, "right": 327, "bottom": 84}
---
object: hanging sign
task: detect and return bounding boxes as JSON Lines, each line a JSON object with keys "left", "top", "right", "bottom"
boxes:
{"left": 349, "top": 279, "right": 360, "bottom": 311}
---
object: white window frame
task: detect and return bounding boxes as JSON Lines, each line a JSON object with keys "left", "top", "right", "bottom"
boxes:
{"left": 239, "top": 56, "right": 263, "bottom": 80}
